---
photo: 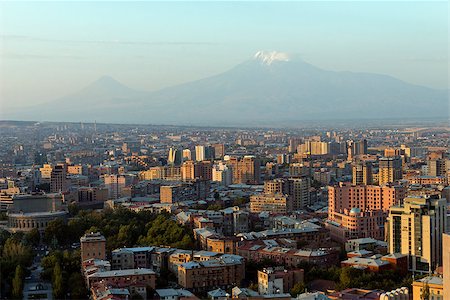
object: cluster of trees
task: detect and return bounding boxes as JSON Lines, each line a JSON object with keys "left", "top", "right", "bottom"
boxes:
{"left": 302, "top": 263, "right": 412, "bottom": 292}
{"left": 245, "top": 259, "right": 412, "bottom": 297}
{"left": 0, "top": 231, "right": 34, "bottom": 299}
{"left": 0, "top": 208, "right": 194, "bottom": 298}
{"left": 41, "top": 250, "right": 87, "bottom": 299}
{"left": 42, "top": 208, "right": 195, "bottom": 252}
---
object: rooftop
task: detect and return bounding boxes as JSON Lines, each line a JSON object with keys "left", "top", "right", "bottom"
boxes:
{"left": 89, "top": 268, "right": 155, "bottom": 278}
{"left": 80, "top": 232, "right": 106, "bottom": 242}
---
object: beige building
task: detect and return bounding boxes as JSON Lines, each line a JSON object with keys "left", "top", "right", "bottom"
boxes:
{"left": 138, "top": 166, "right": 181, "bottom": 181}
{"left": 67, "top": 164, "right": 83, "bottom": 175}
{"left": 178, "top": 255, "right": 244, "bottom": 292}
{"left": 411, "top": 275, "right": 443, "bottom": 300}
{"left": 182, "top": 149, "right": 192, "bottom": 161}
{"left": 212, "top": 162, "right": 233, "bottom": 186}
{"left": 103, "top": 174, "right": 126, "bottom": 199}
{"left": 387, "top": 195, "right": 446, "bottom": 273}
{"left": 227, "top": 156, "right": 260, "bottom": 184}
{"left": 80, "top": 232, "right": 107, "bottom": 262}
{"left": 379, "top": 156, "right": 402, "bottom": 185}
{"left": 250, "top": 193, "right": 289, "bottom": 214}
{"left": 258, "top": 267, "right": 304, "bottom": 295}
{"left": 139, "top": 167, "right": 163, "bottom": 180}
{"left": 298, "top": 141, "right": 329, "bottom": 155}
{"left": 39, "top": 164, "right": 53, "bottom": 182}
{"left": 264, "top": 178, "right": 310, "bottom": 210}
{"left": 352, "top": 161, "right": 373, "bottom": 185}
{"left": 181, "top": 160, "right": 196, "bottom": 181}
{"left": 443, "top": 233, "right": 450, "bottom": 300}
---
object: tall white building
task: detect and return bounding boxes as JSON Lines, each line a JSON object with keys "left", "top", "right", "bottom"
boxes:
{"left": 212, "top": 162, "right": 232, "bottom": 186}
{"left": 195, "top": 145, "right": 205, "bottom": 162}
{"left": 182, "top": 149, "right": 192, "bottom": 161}
{"left": 168, "top": 147, "right": 182, "bottom": 165}
{"left": 386, "top": 195, "right": 447, "bottom": 273}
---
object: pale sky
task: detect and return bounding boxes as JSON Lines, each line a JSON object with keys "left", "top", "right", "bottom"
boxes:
{"left": 0, "top": 1, "right": 448, "bottom": 108}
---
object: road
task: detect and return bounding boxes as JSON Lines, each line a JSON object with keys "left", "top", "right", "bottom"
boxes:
{"left": 23, "top": 247, "right": 53, "bottom": 300}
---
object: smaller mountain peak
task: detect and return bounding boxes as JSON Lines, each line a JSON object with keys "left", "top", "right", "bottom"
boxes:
{"left": 95, "top": 75, "right": 121, "bottom": 85}
{"left": 254, "top": 51, "right": 290, "bottom": 65}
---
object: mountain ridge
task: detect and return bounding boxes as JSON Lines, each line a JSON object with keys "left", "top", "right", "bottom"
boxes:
{"left": 3, "top": 52, "right": 448, "bottom": 125}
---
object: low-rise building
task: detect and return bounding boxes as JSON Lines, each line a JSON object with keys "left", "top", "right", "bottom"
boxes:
{"left": 87, "top": 269, "right": 156, "bottom": 293}
{"left": 178, "top": 255, "right": 245, "bottom": 292}
{"left": 411, "top": 275, "right": 443, "bottom": 300}
{"left": 257, "top": 267, "right": 304, "bottom": 295}
{"left": 81, "top": 232, "right": 107, "bottom": 262}
{"left": 155, "top": 288, "right": 199, "bottom": 300}
{"left": 250, "top": 193, "right": 289, "bottom": 214}
{"left": 345, "top": 238, "right": 388, "bottom": 253}
{"left": 341, "top": 255, "right": 408, "bottom": 274}
{"left": 238, "top": 241, "right": 339, "bottom": 268}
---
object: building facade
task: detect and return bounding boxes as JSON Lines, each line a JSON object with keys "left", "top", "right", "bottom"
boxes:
{"left": 386, "top": 195, "right": 447, "bottom": 273}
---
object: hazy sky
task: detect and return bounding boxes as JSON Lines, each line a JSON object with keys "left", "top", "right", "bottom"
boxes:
{"left": 0, "top": 1, "right": 448, "bottom": 108}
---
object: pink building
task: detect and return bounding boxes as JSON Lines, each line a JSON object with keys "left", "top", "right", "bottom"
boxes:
{"left": 326, "top": 209, "right": 386, "bottom": 243}
{"left": 328, "top": 182, "right": 406, "bottom": 215}
{"left": 327, "top": 183, "right": 406, "bottom": 243}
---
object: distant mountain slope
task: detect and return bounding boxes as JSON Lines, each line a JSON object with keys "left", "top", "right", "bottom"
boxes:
{"left": 4, "top": 51, "right": 448, "bottom": 125}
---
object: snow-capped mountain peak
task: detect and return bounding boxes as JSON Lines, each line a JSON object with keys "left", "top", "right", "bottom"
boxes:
{"left": 254, "top": 51, "right": 290, "bottom": 65}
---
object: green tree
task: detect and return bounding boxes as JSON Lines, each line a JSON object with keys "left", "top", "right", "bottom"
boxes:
{"left": 290, "top": 282, "right": 306, "bottom": 297}
{"left": 68, "top": 272, "right": 88, "bottom": 299}
{"left": 421, "top": 282, "right": 430, "bottom": 300}
{"left": 11, "top": 265, "right": 24, "bottom": 299}
{"left": 232, "top": 197, "right": 249, "bottom": 206}
{"left": 53, "top": 262, "right": 64, "bottom": 299}
{"left": 25, "top": 228, "right": 41, "bottom": 247}
{"left": 44, "top": 218, "right": 68, "bottom": 246}
{"left": 68, "top": 203, "right": 80, "bottom": 216}
{"left": 2, "top": 237, "right": 33, "bottom": 266}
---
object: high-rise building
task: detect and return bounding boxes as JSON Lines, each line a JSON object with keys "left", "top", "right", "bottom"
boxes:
{"left": 288, "top": 138, "right": 302, "bottom": 153}
{"left": 379, "top": 156, "right": 402, "bottom": 185}
{"left": 298, "top": 141, "right": 329, "bottom": 155}
{"left": 182, "top": 149, "right": 192, "bottom": 161}
{"left": 227, "top": 156, "right": 260, "bottom": 184}
{"left": 168, "top": 147, "right": 182, "bottom": 165}
{"left": 386, "top": 195, "right": 447, "bottom": 273}
{"left": 443, "top": 233, "right": 450, "bottom": 300}
{"left": 212, "top": 143, "right": 225, "bottom": 159}
{"left": 264, "top": 178, "right": 311, "bottom": 210}
{"left": 103, "top": 174, "right": 126, "bottom": 199}
{"left": 50, "top": 164, "right": 67, "bottom": 193}
{"left": 427, "top": 158, "right": 448, "bottom": 177}
{"left": 195, "top": 145, "right": 205, "bottom": 162}
{"left": 285, "top": 177, "right": 311, "bottom": 210}
{"left": 327, "top": 182, "right": 406, "bottom": 242}
{"left": 352, "top": 161, "right": 373, "bottom": 185}
{"left": 352, "top": 139, "right": 368, "bottom": 156}
{"left": 289, "top": 163, "right": 310, "bottom": 177}
{"left": 195, "top": 160, "right": 212, "bottom": 180}
{"left": 181, "top": 160, "right": 196, "bottom": 181}
{"left": 328, "top": 182, "right": 406, "bottom": 214}
{"left": 204, "top": 146, "right": 215, "bottom": 160}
